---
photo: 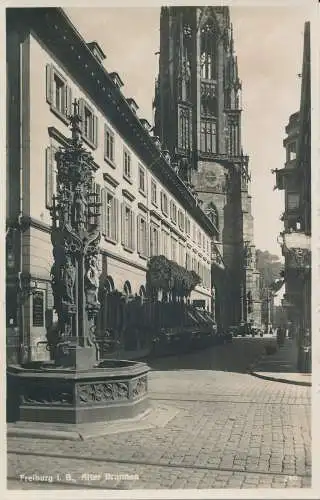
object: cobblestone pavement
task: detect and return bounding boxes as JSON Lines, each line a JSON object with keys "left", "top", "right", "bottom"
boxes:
{"left": 7, "top": 338, "right": 312, "bottom": 490}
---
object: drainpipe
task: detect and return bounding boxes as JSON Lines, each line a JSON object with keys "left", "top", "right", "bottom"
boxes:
{"left": 17, "top": 104, "right": 26, "bottom": 363}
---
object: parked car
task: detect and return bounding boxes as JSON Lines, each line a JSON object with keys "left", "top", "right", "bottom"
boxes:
{"left": 228, "top": 322, "right": 259, "bottom": 337}
{"left": 228, "top": 325, "right": 240, "bottom": 337}
{"left": 250, "top": 324, "right": 261, "bottom": 337}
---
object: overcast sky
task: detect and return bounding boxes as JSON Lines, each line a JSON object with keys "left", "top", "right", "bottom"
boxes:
{"left": 65, "top": 3, "right": 314, "bottom": 259}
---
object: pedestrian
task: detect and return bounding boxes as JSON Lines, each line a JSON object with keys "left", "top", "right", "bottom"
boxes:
{"left": 277, "top": 325, "right": 285, "bottom": 346}
{"left": 276, "top": 327, "right": 281, "bottom": 346}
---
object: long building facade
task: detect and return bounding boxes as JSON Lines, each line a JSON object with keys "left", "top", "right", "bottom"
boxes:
{"left": 153, "top": 6, "right": 261, "bottom": 329}
{"left": 6, "top": 7, "right": 215, "bottom": 362}
{"left": 274, "top": 22, "right": 311, "bottom": 361}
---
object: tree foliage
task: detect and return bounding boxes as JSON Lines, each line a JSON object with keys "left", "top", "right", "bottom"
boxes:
{"left": 147, "top": 255, "right": 201, "bottom": 299}
{"left": 255, "top": 249, "right": 284, "bottom": 290}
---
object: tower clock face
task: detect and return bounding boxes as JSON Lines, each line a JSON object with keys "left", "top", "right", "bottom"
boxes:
{"left": 205, "top": 172, "right": 217, "bottom": 183}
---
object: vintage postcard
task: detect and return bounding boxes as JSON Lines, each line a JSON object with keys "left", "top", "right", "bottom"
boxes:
{"left": 3, "top": 0, "right": 318, "bottom": 498}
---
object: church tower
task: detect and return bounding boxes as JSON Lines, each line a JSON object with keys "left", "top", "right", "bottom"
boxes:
{"left": 154, "top": 6, "right": 261, "bottom": 329}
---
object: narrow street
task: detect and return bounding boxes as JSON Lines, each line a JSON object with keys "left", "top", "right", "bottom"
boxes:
{"left": 7, "top": 337, "right": 311, "bottom": 490}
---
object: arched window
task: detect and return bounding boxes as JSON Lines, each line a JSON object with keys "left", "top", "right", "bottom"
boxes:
{"left": 206, "top": 202, "right": 219, "bottom": 231}
{"left": 123, "top": 280, "right": 132, "bottom": 296}
{"left": 200, "top": 20, "right": 216, "bottom": 80}
{"left": 139, "top": 285, "right": 146, "bottom": 297}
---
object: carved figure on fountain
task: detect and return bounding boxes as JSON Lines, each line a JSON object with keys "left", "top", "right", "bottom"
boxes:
{"left": 73, "top": 185, "right": 88, "bottom": 231}
{"left": 85, "top": 253, "right": 101, "bottom": 309}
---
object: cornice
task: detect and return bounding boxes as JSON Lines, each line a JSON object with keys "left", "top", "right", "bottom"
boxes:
{"left": 137, "top": 202, "right": 148, "bottom": 213}
{"left": 150, "top": 209, "right": 162, "bottom": 221}
{"left": 122, "top": 188, "right": 135, "bottom": 202}
{"left": 103, "top": 172, "right": 119, "bottom": 188}
{"left": 100, "top": 248, "right": 147, "bottom": 273}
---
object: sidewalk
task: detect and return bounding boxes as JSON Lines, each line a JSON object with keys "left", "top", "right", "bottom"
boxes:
{"left": 249, "top": 338, "right": 311, "bottom": 387}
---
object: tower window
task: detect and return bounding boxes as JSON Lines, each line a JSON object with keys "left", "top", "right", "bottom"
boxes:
{"left": 200, "top": 22, "right": 216, "bottom": 80}
{"left": 206, "top": 203, "right": 219, "bottom": 233}
{"left": 200, "top": 119, "right": 217, "bottom": 153}
{"left": 179, "top": 106, "right": 191, "bottom": 151}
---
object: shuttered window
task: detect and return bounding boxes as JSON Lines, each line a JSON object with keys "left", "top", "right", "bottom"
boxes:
{"left": 46, "top": 64, "right": 72, "bottom": 124}
{"left": 79, "top": 98, "right": 98, "bottom": 149}
{"left": 160, "top": 191, "right": 168, "bottom": 215}
{"left": 161, "top": 229, "right": 169, "bottom": 258}
{"left": 185, "top": 217, "right": 191, "bottom": 236}
{"left": 104, "top": 125, "right": 115, "bottom": 165}
{"left": 121, "top": 203, "right": 135, "bottom": 251}
{"left": 150, "top": 224, "right": 160, "bottom": 257}
{"left": 178, "top": 210, "right": 185, "bottom": 232}
{"left": 170, "top": 201, "right": 177, "bottom": 224}
{"left": 137, "top": 215, "right": 148, "bottom": 258}
{"left": 138, "top": 165, "right": 147, "bottom": 195}
{"left": 101, "top": 189, "right": 119, "bottom": 243}
{"left": 123, "top": 148, "right": 132, "bottom": 180}
{"left": 179, "top": 242, "right": 185, "bottom": 266}
{"left": 151, "top": 179, "right": 157, "bottom": 205}
{"left": 45, "top": 146, "right": 57, "bottom": 209}
{"left": 171, "top": 236, "right": 177, "bottom": 262}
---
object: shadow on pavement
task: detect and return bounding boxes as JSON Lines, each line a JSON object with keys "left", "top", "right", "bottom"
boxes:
{"left": 252, "top": 340, "right": 301, "bottom": 374}
{"left": 145, "top": 337, "right": 273, "bottom": 374}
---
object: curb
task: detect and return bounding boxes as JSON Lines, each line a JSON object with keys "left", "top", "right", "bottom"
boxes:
{"left": 247, "top": 341, "right": 311, "bottom": 387}
{"left": 249, "top": 370, "right": 311, "bottom": 387}
{"left": 7, "top": 427, "right": 82, "bottom": 440}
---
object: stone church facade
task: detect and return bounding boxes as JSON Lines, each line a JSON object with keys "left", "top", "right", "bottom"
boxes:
{"left": 153, "top": 6, "right": 262, "bottom": 329}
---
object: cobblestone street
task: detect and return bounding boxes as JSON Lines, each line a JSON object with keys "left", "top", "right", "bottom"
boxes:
{"left": 7, "top": 338, "right": 311, "bottom": 491}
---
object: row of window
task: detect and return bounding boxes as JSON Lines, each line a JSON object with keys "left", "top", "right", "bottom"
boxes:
{"left": 99, "top": 188, "right": 210, "bottom": 263}
{"left": 159, "top": 228, "right": 211, "bottom": 288}
{"left": 99, "top": 189, "right": 211, "bottom": 287}
{"left": 44, "top": 151, "right": 211, "bottom": 289}
{"left": 47, "top": 64, "right": 98, "bottom": 148}
{"left": 46, "top": 65, "right": 211, "bottom": 254}
{"left": 45, "top": 139, "right": 211, "bottom": 256}
{"left": 47, "top": 62, "right": 218, "bottom": 231}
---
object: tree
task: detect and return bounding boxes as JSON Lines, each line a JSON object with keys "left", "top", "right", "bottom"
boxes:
{"left": 256, "top": 249, "right": 284, "bottom": 328}
{"left": 255, "top": 249, "right": 284, "bottom": 289}
{"left": 146, "top": 255, "right": 201, "bottom": 300}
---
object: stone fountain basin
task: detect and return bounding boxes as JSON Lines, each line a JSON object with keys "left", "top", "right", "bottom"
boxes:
{"left": 7, "top": 359, "right": 150, "bottom": 425}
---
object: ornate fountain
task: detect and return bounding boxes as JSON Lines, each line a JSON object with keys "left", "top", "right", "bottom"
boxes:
{"left": 7, "top": 101, "right": 149, "bottom": 427}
